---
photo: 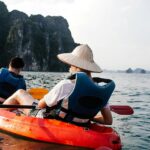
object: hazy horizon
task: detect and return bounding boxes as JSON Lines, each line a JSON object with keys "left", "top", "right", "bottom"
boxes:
{"left": 2, "top": 0, "right": 150, "bottom": 70}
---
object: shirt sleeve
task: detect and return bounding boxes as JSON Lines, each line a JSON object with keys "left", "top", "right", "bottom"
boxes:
{"left": 44, "top": 79, "right": 74, "bottom": 107}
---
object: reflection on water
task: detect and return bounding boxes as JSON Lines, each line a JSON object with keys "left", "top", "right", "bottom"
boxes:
{"left": 0, "top": 131, "right": 88, "bottom": 150}
{"left": 0, "top": 72, "right": 150, "bottom": 149}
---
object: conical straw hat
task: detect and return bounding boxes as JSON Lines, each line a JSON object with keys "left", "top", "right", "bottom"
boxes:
{"left": 57, "top": 44, "right": 102, "bottom": 73}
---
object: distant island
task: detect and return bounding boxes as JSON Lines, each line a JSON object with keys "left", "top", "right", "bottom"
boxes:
{"left": 126, "top": 68, "right": 147, "bottom": 74}
{"left": 0, "top": 1, "right": 78, "bottom": 72}
{"left": 103, "top": 68, "right": 149, "bottom": 74}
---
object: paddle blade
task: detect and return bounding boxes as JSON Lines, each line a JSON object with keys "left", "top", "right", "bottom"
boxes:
{"left": 28, "top": 88, "right": 49, "bottom": 99}
{"left": 110, "top": 105, "right": 134, "bottom": 115}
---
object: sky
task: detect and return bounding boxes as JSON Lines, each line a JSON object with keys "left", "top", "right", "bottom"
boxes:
{"left": 2, "top": 0, "right": 150, "bottom": 70}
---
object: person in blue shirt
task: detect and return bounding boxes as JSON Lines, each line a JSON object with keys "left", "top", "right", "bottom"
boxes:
{"left": 0, "top": 57, "right": 26, "bottom": 103}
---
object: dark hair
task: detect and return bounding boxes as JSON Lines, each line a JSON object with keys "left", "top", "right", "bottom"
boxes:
{"left": 9, "top": 57, "right": 25, "bottom": 69}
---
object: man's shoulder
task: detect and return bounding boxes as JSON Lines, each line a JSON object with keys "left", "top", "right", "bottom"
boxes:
{"left": 60, "top": 79, "right": 75, "bottom": 86}
{"left": 59, "top": 79, "right": 72, "bottom": 84}
{"left": 0, "top": 67, "right": 8, "bottom": 71}
{"left": 53, "top": 79, "right": 73, "bottom": 90}
{"left": 10, "top": 72, "right": 24, "bottom": 79}
{"left": 0, "top": 68, "right": 9, "bottom": 75}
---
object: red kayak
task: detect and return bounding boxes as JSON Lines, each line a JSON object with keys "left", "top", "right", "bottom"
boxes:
{"left": 0, "top": 110, "right": 121, "bottom": 149}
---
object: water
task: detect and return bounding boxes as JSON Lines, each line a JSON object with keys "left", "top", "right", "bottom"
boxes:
{"left": 0, "top": 72, "right": 150, "bottom": 150}
{"left": 99, "top": 72, "right": 150, "bottom": 150}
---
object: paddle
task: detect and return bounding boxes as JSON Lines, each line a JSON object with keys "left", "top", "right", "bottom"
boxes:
{"left": 28, "top": 88, "right": 49, "bottom": 99}
{"left": 110, "top": 105, "right": 134, "bottom": 115}
{"left": 0, "top": 104, "right": 134, "bottom": 115}
{"left": 1, "top": 88, "right": 133, "bottom": 115}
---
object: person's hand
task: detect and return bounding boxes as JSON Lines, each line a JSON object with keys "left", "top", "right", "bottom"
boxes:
{"left": 0, "top": 97, "right": 5, "bottom": 103}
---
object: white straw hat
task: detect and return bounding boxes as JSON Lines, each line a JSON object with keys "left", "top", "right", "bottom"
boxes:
{"left": 57, "top": 44, "right": 102, "bottom": 73}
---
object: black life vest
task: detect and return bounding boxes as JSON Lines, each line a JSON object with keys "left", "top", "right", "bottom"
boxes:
{"left": 45, "top": 72, "right": 115, "bottom": 126}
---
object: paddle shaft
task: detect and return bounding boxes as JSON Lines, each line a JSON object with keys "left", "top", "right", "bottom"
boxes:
{"left": 0, "top": 104, "right": 133, "bottom": 115}
{"left": 0, "top": 104, "right": 35, "bottom": 109}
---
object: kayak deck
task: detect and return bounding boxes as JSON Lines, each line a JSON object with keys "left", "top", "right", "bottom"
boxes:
{"left": 0, "top": 110, "right": 121, "bottom": 149}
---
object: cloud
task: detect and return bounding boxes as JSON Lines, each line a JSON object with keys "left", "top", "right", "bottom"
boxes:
{"left": 51, "top": 0, "right": 75, "bottom": 3}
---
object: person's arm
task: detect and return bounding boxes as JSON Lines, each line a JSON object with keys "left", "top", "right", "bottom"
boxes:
{"left": 38, "top": 80, "right": 72, "bottom": 109}
{"left": 38, "top": 98, "right": 47, "bottom": 108}
{"left": 0, "top": 97, "right": 5, "bottom": 103}
{"left": 37, "top": 84, "right": 61, "bottom": 109}
{"left": 22, "top": 79, "right": 26, "bottom": 90}
{"left": 17, "top": 78, "right": 26, "bottom": 90}
{"left": 93, "top": 107, "right": 113, "bottom": 125}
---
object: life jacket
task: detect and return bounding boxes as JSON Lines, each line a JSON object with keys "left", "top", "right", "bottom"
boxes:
{"left": 0, "top": 68, "right": 26, "bottom": 99}
{"left": 45, "top": 72, "right": 115, "bottom": 126}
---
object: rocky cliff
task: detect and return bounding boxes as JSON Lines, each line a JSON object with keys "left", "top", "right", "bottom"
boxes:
{"left": 0, "top": 1, "right": 78, "bottom": 71}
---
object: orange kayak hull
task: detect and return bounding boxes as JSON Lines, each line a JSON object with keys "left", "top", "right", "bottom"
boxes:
{"left": 0, "top": 110, "right": 121, "bottom": 149}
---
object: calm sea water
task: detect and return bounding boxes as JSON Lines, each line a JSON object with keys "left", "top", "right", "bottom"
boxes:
{"left": 0, "top": 71, "right": 149, "bottom": 150}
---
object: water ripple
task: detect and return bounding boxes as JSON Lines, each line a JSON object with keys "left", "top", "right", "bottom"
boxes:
{"left": 23, "top": 72, "right": 150, "bottom": 150}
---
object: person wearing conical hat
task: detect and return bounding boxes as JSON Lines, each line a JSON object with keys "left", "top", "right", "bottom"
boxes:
{"left": 3, "top": 44, "right": 114, "bottom": 125}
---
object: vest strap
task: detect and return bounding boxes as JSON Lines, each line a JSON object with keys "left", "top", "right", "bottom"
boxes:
{"left": 45, "top": 105, "right": 90, "bottom": 126}
{"left": 58, "top": 110, "right": 89, "bottom": 123}
{"left": 57, "top": 107, "right": 90, "bottom": 124}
